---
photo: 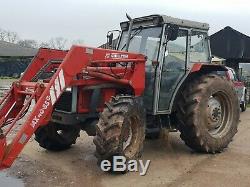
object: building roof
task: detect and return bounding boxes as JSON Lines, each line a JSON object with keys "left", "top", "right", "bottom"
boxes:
{"left": 210, "top": 27, "right": 250, "bottom": 61}
{"left": 0, "top": 40, "right": 38, "bottom": 57}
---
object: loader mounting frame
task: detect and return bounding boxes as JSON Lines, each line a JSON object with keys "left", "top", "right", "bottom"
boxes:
{"left": 0, "top": 46, "right": 146, "bottom": 169}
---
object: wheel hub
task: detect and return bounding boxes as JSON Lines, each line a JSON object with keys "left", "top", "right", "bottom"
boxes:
{"left": 207, "top": 97, "right": 222, "bottom": 130}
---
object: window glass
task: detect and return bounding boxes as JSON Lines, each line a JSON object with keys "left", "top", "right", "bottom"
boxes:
{"left": 190, "top": 31, "right": 210, "bottom": 63}
{"left": 165, "top": 30, "right": 187, "bottom": 64}
{"left": 158, "top": 29, "right": 188, "bottom": 111}
{"left": 118, "top": 27, "right": 162, "bottom": 112}
{"left": 118, "top": 27, "right": 162, "bottom": 66}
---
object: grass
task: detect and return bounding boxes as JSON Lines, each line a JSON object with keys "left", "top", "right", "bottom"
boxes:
{"left": 0, "top": 76, "right": 16, "bottom": 79}
{"left": 248, "top": 104, "right": 250, "bottom": 108}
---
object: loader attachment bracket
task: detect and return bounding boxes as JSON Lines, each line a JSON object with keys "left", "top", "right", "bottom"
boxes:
{"left": 0, "top": 46, "right": 146, "bottom": 169}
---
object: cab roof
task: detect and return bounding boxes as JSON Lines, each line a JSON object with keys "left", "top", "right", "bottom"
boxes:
{"left": 120, "top": 14, "right": 209, "bottom": 31}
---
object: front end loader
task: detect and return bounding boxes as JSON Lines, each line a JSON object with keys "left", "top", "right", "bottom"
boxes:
{"left": 0, "top": 14, "right": 239, "bottom": 172}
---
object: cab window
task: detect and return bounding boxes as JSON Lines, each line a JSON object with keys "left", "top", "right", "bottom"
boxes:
{"left": 190, "top": 31, "right": 210, "bottom": 63}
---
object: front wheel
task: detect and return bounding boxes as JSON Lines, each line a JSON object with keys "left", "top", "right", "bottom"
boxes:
{"left": 35, "top": 122, "right": 80, "bottom": 151}
{"left": 93, "top": 95, "right": 145, "bottom": 171}
{"left": 177, "top": 74, "right": 240, "bottom": 153}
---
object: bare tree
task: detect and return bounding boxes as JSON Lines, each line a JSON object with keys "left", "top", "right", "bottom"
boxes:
{"left": 5, "top": 31, "right": 19, "bottom": 43}
{"left": 17, "top": 39, "right": 38, "bottom": 48}
{"left": 49, "top": 37, "right": 67, "bottom": 50}
{"left": 39, "top": 42, "right": 51, "bottom": 48}
{"left": 0, "top": 28, "right": 6, "bottom": 41}
{"left": 71, "top": 39, "right": 84, "bottom": 46}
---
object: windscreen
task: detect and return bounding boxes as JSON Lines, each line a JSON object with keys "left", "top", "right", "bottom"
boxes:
{"left": 118, "top": 26, "right": 162, "bottom": 112}
{"left": 118, "top": 27, "right": 162, "bottom": 62}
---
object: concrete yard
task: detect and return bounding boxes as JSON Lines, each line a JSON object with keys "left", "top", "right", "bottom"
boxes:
{"left": 3, "top": 112, "right": 250, "bottom": 187}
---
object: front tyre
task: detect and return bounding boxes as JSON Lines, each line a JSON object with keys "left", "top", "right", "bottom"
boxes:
{"left": 35, "top": 122, "right": 80, "bottom": 151}
{"left": 177, "top": 74, "right": 240, "bottom": 153}
{"left": 93, "top": 95, "right": 145, "bottom": 171}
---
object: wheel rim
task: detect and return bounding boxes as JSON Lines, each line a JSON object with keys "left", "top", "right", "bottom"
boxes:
{"left": 206, "top": 92, "right": 233, "bottom": 138}
{"left": 122, "top": 116, "right": 140, "bottom": 158}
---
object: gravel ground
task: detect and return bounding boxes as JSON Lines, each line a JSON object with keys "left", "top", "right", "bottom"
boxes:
{"left": 1, "top": 79, "right": 250, "bottom": 187}
{"left": 0, "top": 79, "right": 13, "bottom": 97}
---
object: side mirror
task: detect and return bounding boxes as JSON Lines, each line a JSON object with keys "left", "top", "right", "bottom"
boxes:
{"left": 166, "top": 25, "right": 179, "bottom": 41}
{"left": 106, "top": 30, "right": 121, "bottom": 49}
{"left": 107, "top": 32, "right": 113, "bottom": 46}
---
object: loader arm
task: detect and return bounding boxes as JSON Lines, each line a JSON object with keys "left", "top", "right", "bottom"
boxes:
{"left": 0, "top": 46, "right": 146, "bottom": 169}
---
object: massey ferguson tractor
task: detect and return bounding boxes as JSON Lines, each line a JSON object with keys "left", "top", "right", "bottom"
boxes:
{"left": 0, "top": 14, "right": 239, "bottom": 171}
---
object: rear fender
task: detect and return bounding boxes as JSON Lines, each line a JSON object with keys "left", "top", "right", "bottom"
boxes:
{"left": 191, "top": 63, "right": 227, "bottom": 73}
{"left": 171, "top": 63, "right": 227, "bottom": 112}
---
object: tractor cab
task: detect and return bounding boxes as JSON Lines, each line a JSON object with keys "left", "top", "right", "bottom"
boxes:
{"left": 111, "top": 15, "right": 211, "bottom": 114}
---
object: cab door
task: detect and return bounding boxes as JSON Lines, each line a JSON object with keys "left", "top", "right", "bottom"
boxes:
{"left": 155, "top": 29, "right": 188, "bottom": 113}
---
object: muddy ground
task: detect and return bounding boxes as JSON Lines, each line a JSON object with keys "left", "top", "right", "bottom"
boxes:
{"left": 1, "top": 79, "right": 250, "bottom": 187}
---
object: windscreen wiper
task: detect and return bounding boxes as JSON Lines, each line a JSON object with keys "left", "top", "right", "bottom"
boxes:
{"left": 120, "top": 27, "right": 143, "bottom": 51}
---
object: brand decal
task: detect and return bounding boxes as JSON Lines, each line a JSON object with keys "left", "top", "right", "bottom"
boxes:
{"left": 30, "top": 69, "right": 65, "bottom": 129}
{"left": 105, "top": 53, "right": 128, "bottom": 59}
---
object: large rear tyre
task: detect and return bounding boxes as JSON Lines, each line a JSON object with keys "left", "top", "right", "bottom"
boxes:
{"left": 93, "top": 95, "right": 145, "bottom": 171}
{"left": 177, "top": 74, "right": 239, "bottom": 153}
{"left": 35, "top": 122, "right": 80, "bottom": 151}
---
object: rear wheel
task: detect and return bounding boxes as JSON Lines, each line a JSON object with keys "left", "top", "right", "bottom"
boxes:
{"left": 35, "top": 122, "right": 80, "bottom": 151}
{"left": 177, "top": 74, "right": 239, "bottom": 153}
{"left": 93, "top": 95, "right": 145, "bottom": 171}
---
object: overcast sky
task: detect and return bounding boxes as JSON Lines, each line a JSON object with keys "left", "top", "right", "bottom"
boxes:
{"left": 0, "top": 0, "right": 249, "bottom": 48}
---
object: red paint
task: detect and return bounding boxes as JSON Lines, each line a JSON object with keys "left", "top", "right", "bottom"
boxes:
{"left": 225, "top": 69, "right": 245, "bottom": 89}
{"left": 0, "top": 46, "right": 146, "bottom": 169}
{"left": 191, "top": 63, "right": 203, "bottom": 72}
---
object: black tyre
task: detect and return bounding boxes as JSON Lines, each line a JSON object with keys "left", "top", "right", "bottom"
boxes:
{"left": 93, "top": 95, "right": 145, "bottom": 170}
{"left": 177, "top": 74, "right": 239, "bottom": 153}
{"left": 241, "top": 92, "right": 247, "bottom": 112}
{"left": 35, "top": 122, "right": 80, "bottom": 151}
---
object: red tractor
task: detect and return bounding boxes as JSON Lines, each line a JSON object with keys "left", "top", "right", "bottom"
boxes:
{"left": 0, "top": 14, "right": 239, "bottom": 170}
